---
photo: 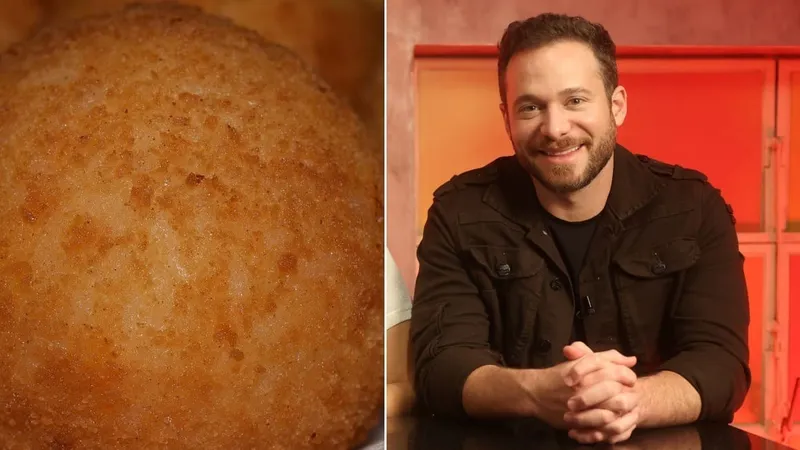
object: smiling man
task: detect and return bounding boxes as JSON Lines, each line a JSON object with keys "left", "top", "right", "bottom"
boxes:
{"left": 410, "top": 13, "right": 750, "bottom": 444}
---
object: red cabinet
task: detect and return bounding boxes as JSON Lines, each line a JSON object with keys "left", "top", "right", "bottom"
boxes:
{"left": 616, "top": 59, "right": 774, "bottom": 234}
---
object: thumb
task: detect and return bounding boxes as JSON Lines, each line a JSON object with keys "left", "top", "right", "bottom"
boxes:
{"left": 597, "top": 350, "right": 638, "bottom": 367}
{"left": 563, "top": 341, "right": 593, "bottom": 360}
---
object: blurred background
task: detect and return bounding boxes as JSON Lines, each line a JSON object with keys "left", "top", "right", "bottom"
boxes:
{"left": 0, "top": 0, "right": 384, "bottom": 151}
{"left": 387, "top": 0, "right": 800, "bottom": 447}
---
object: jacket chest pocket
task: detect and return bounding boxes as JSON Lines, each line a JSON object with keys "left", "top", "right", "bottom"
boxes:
{"left": 466, "top": 245, "right": 545, "bottom": 366}
{"left": 612, "top": 238, "right": 700, "bottom": 364}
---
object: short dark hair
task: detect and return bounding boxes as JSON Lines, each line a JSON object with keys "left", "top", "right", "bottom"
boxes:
{"left": 497, "top": 13, "right": 618, "bottom": 104}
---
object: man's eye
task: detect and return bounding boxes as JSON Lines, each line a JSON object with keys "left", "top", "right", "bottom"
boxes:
{"left": 568, "top": 98, "right": 585, "bottom": 106}
{"left": 518, "top": 105, "right": 538, "bottom": 113}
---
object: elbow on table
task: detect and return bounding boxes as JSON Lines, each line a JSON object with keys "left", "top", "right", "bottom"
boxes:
{"left": 698, "top": 359, "right": 751, "bottom": 423}
{"left": 415, "top": 346, "right": 501, "bottom": 419}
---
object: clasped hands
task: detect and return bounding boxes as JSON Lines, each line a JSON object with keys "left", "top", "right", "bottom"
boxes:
{"left": 535, "top": 341, "right": 641, "bottom": 444}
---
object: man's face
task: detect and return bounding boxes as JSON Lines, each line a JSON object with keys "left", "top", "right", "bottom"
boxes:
{"left": 501, "top": 40, "right": 627, "bottom": 194}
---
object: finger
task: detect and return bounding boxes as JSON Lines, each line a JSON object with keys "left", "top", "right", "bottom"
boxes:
{"left": 604, "top": 409, "right": 640, "bottom": 444}
{"left": 563, "top": 408, "right": 617, "bottom": 428}
{"left": 563, "top": 353, "right": 605, "bottom": 386}
{"left": 604, "top": 407, "right": 639, "bottom": 434}
{"left": 566, "top": 341, "right": 593, "bottom": 355}
{"left": 568, "top": 380, "right": 624, "bottom": 411}
{"left": 565, "top": 351, "right": 637, "bottom": 388}
{"left": 608, "top": 426, "right": 636, "bottom": 445}
{"left": 568, "top": 428, "right": 605, "bottom": 444}
{"left": 577, "top": 364, "right": 637, "bottom": 389}
{"left": 594, "top": 391, "right": 639, "bottom": 415}
{"left": 595, "top": 349, "right": 637, "bottom": 367}
{"left": 573, "top": 350, "right": 636, "bottom": 376}
{"left": 568, "top": 410, "right": 638, "bottom": 446}
{"left": 563, "top": 356, "right": 612, "bottom": 387}
{"left": 563, "top": 341, "right": 592, "bottom": 361}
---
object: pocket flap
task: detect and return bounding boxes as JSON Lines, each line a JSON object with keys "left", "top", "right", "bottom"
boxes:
{"left": 614, "top": 238, "right": 699, "bottom": 278}
{"left": 468, "top": 246, "right": 544, "bottom": 279}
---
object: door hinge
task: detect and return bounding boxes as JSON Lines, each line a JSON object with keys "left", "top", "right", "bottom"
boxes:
{"left": 767, "top": 320, "right": 782, "bottom": 354}
{"left": 766, "top": 135, "right": 783, "bottom": 169}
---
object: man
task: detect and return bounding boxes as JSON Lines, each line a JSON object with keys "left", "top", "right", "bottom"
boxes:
{"left": 410, "top": 13, "right": 750, "bottom": 445}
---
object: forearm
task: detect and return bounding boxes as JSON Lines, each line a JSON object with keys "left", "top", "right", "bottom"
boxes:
{"left": 635, "top": 370, "right": 701, "bottom": 428}
{"left": 462, "top": 365, "right": 539, "bottom": 417}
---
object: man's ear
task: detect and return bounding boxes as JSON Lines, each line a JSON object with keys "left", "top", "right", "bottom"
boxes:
{"left": 611, "top": 85, "right": 627, "bottom": 127}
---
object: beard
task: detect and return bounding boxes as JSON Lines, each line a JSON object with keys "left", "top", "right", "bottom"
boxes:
{"left": 513, "top": 119, "right": 616, "bottom": 194}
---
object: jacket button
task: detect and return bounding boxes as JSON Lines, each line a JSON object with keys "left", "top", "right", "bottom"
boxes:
{"left": 549, "top": 278, "right": 562, "bottom": 291}
{"left": 536, "top": 339, "right": 552, "bottom": 353}
{"left": 496, "top": 263, "right": 511, "bottom": 277}
{"left": 652, "top": 262, "right": 667, "bottom": 275}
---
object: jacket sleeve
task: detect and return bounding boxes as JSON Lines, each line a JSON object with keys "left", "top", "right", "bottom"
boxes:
{"left": 410, "top": 198, "right": 503, "bottom": 418}
{"left": 658, "top": 187, "right": 751, "bottom": 422}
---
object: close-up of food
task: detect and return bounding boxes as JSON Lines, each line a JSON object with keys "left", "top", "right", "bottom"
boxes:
{"left": 0, "top": 3, "right": 383, "bottom": 449}
{"left": 1, "top": 0, "right": 384, "bottom": 150}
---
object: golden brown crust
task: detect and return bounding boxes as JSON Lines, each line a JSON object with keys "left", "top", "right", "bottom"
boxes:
{"left": 33, "top": 0, "right": 385, "bottom": 146}
{"left": 0, "top": 4, "right": 383, "bottom": 449}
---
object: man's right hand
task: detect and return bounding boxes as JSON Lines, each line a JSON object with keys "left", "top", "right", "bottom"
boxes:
{"left": 528, "top": 346, "right": 637, "bottom": 429}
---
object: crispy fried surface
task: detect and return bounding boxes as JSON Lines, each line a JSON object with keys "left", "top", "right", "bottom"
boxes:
{"left": 36, "top": 0, "right": 384, "bottom": 146}
{"left": 0, "top": 4, "right": 383, "bottom": 448}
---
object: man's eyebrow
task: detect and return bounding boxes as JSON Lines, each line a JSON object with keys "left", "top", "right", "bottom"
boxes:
{"left": 512, "top": 93, "right": 541, "bottom": 107}
{"left": 512, "top": 87, "right": 592, "bottom": 107}
{"left": 560, "top": 87, "right": 592, "bottom": 97}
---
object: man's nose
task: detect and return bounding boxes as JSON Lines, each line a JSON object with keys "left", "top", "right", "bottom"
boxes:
{"left": 540, "top": 106, "right": 570, "bottom": 140}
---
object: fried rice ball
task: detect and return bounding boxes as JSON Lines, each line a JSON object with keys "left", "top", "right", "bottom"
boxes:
{"left": 0, "top": 4, "right": 383, "bottom": 449}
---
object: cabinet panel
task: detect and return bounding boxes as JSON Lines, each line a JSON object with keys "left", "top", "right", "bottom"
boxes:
{"left": 734, "top": 247, "right": 771, "bottom": 424}
{"left": 778, "top": 61, "right": 800, "bottom": 232}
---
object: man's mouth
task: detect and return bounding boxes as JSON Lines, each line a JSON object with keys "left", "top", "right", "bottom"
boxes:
{"left": 538, "top": 144, "right": 583, "bottom": 156}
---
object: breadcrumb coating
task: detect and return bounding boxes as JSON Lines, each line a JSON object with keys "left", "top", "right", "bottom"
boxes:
{"left": 0, "top": 4, "right": 383, "bottom": 449}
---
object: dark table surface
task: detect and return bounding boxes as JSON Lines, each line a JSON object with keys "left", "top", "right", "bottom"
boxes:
{"left": 386, "top": 415, "right": 795, "bottom": 450}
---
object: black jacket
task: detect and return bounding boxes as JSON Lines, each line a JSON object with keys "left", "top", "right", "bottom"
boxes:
{"left": 411, "top": 145, "right": 751, "bottom": 422}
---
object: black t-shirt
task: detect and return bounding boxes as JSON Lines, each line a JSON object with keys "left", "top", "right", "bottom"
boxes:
{"left": 543, "top": 211, "right": 601, "bottom": 343}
